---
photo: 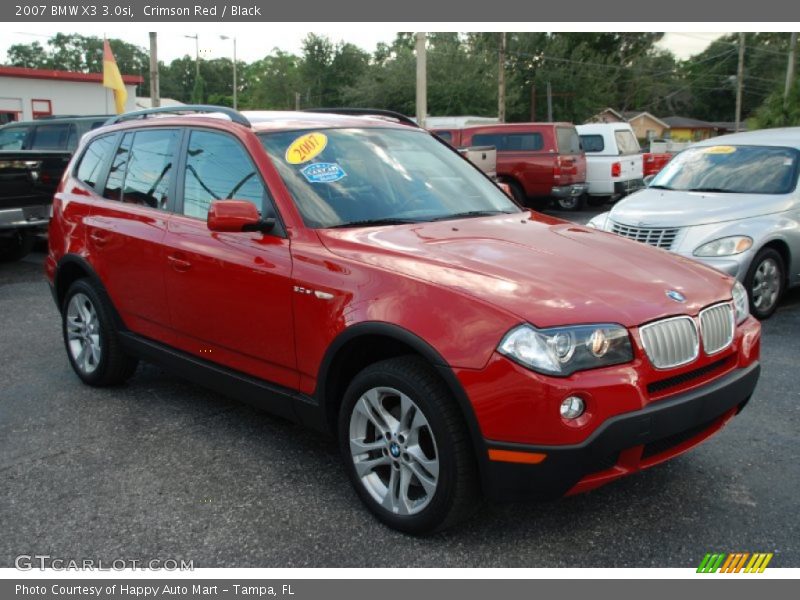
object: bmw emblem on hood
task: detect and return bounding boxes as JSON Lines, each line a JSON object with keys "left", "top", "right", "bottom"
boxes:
{"left": 666, "top": 290, "right": 686, "bottom": 303}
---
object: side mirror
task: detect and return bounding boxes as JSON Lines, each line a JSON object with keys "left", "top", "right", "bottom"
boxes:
{"left": 643, "top": 175, "right": 655, "bottom": 187}
{"left": 207, "top": 200, "right": 275, "bottom": 233}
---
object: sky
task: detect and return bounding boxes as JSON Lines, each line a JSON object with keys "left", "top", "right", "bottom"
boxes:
{"left": 0, "top": 25, "right": 727, "bottom": 65}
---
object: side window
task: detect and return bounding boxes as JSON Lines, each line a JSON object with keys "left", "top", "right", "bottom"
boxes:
{"left": 30, "top": 124, "right": 73, "bottom": 150}
{"left": 435, "top": 131, "right": 453, "bottom": 144}
{"left": 182, "top": 130, "right": 266, "bottom": 219}
{"left": 103, "top": 132, "right": 132, "bottom": 201}
{"left": 472, "top": 132, "right": 543, "bottom": 152}
{"left": 579, "top": 134, "right": 605, "bottom": 153}
{"left": 614, "top": 130, "right": 640, "bottom": 155}
{"left": 0, "top": 126, "right": 29, "bottom": 150}
{"left": 120, "top": 129, "right": 179, "bottom": 209}
{"left": 75, "top": 134, "right": 116, "bottom": 190}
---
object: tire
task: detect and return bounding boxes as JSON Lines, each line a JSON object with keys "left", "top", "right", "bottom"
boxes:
{"left": 503, "top": 180, "right": 527, "bottom": 205}
{"left": 0, "top": 231, "right": 36, "bottom": 262}
{"left": 61, "top": 279, "right": 138, "bottom": 386}
{"left": 338, "top": 356, "right": 481, "bottom": 534}
{"left": 744, "top": 248, "right": 785, "bottom": 320}
{"left": 555, "top": 193, "right": 585, "bottom": 211}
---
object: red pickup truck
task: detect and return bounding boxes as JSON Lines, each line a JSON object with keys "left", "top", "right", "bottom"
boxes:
{"left": 432, "top": 122, "right": 588, "bottom": 210}
{"left": 642, "top": 152, "right": 672, "bottom": 177}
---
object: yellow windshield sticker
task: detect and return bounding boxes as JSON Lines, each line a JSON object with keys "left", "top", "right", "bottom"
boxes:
{"left": 702, "top": 145, "right": 737, "bottom": 154}
{"left": 286, "top": 132, "right": 328, "bottom": 164}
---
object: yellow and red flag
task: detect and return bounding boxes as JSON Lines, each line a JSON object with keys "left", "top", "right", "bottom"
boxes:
{"left": 102, "top": 39, "right": 127, "bottom": 114}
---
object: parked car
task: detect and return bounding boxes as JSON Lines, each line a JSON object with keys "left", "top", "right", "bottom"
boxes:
{"left": 47, "top": 106, "right": 761, "bottom": 534}
{"left": 576, "top": 123, "right": 644, "bottom": 204}
{"left": 589, "top": 128, "right": 800, "bottom": 319}
{"left": 0, "top": 115, "right": 110, "bottom": 260}
{"left": 432, "top": 123, "right": 588, "bottom": 211}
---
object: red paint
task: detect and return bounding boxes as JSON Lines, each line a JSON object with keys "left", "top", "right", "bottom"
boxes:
{"left": 0, "top": 65, "right": 143, "bottom": 85}
{"left": 643, "top": 152, "right": 672, "bottom": 177}
{"left": 47, "top": 113, "right": 761, "bottom": 499}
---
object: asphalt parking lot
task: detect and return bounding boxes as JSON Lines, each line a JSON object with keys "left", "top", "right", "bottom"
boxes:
{"left": 1, "top": 209, "right": 799, "bottom": 568}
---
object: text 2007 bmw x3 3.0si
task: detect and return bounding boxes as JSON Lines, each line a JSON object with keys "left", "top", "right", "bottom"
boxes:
{"left": 46, "top": 106, "right": 761, "bottom": 534}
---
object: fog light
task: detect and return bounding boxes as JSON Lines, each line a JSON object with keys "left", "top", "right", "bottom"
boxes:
{"left": 560, "top": 396, "right": 585, "bottom": 420}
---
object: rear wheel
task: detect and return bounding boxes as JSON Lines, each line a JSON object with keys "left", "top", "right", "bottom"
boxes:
{"left": 62, "top": 279, "right": 138, "bottom": 386}
{"left": 0, "top": 231, "right": 36, "bottom": 262}
{"left": 338, "top": 356, "right": 480, "bottom": 534}
{"left": 745, "top": 248, "right": 784, "bottom": 320}
{"left": 503, "top": 180, "right": 526, "bottom": 205}
{"left": 555, "top": 193, "right": 585, "bottom": 211}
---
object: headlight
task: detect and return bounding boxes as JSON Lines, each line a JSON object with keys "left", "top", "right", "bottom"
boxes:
{"left": 693, "top": 236, "right": 753, "bottom": 257}
{"left": 587, "top": 213, "right": 609, "bottom": 230}
{"left": 732, "top": 280, "right": 749, "bottom": 324}
{"left": 498, "top": 323, "right": 633, "bottom": 376}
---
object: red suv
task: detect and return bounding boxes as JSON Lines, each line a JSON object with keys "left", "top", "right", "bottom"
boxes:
{"left": 47, "top": 106, "right": 761, "bottom": 534}
{"left": 432, "top": 122, "right": 588, "bottom": 211}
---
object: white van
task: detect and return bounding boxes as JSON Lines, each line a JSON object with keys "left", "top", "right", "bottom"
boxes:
{"left": 577, "top": 123, "right": 644, "bottom": 203}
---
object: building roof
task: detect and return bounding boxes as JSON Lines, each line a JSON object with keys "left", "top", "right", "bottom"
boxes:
{"left": 0, "top": 65, "right": 143, "bottom": 85}
{"left": 710, "top": 121, "right": 748, "bottom": 132}
{"left": 622, "top": 110, "right": 670, "bottom": 129}
{"left": 662, "top": 116, "right": 717, "bottom": 129}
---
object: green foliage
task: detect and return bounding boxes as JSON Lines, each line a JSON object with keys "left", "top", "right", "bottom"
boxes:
{"left": 190, "top": 74, "right": 206, "bottom": 104}
{"left": 750, "top": 81, "right": 800, "bottom": 129}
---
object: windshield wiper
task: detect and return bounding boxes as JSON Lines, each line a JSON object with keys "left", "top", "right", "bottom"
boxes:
{"left": 648, "top": 184, "right": 674, "bottom": 190}
{"left": 328, "top": 217, "right": 421, "bottom": 228}
{"left": 428, "top": 210, "right": 515, "bottom": 222}
{"left": 686, "top": 187, "right": 731, "bottom": 193}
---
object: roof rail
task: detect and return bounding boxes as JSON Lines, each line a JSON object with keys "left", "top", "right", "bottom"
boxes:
{"left": 105, "top": 105, "right": 251, "bottom": 128}
{"left": 302, "top": 108, "right": 419, "bottom": 128}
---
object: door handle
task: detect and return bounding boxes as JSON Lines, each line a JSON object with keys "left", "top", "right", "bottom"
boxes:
{"left": 167, "top": 254, "right": 192, "bottom": 272}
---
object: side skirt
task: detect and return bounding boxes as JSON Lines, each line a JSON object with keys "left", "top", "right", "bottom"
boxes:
{"left": 118, "top": 332, "right": 324, "bottom": 429}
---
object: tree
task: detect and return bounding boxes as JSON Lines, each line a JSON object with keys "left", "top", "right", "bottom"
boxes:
{"left": 750, "top": 81, "right": 800, "bottom": 129}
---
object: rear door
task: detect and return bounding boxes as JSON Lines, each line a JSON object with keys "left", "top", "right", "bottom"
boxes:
{"left": 162, "top": 128, "right": 297, "bottom": 390}
{"left": 83, "top": 128, "right": 179, "bottom": 342}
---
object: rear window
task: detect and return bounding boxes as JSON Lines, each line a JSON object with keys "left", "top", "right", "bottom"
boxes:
{"left": 556, "top": 127, "right": 581, "bottom": 154}
{"left": 30, "top": 124, "right": 75, "bottom": 150}
{"left": 614, "top": 130, "right": 640, "bottom": 155}
{"left": 471, "top": 132, "right": 543, "bottom": 152}
{"left": 579, "top": 134, "right": 604, "bottom": 153}
{"left": 0, "top": 126, "right": 29, "bottom": 150}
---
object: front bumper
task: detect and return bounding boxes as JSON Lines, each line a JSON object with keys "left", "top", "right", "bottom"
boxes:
{"left": 551, "top": 183, "right": 588, "bottom": 198}
{"left": 614, "top": 178, "right": 645, "bottom": 197}
{"left": 480, "top": 361, "right": 760, "bottom": 501}
{"left": 677, "top": 251, "right": 748, "bottom": 280}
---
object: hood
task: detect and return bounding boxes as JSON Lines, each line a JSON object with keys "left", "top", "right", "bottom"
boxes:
{"left": 317, "top": 212, "right": 733, "bottom": 329}
{"left": 610, "top": 188, "right": 795, "bottom": 227}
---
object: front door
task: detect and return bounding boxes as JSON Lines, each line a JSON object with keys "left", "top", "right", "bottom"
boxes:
{"left": 163, "top": 128, "right": 297, "bottom": 390}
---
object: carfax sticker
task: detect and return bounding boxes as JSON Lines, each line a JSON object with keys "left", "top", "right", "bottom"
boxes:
{"left": 701, "top": 145, "right": 737, "bottom": 154}
{"left": 300, "top": 162, "right": 347, "bottom": 183}
{"left": 286, "top": 132, "right": 328, "bottom": 164}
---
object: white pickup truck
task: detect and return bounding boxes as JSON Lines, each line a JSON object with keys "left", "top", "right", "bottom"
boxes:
{"left": 576, "top": 123, "right": 644, "bottom": 204}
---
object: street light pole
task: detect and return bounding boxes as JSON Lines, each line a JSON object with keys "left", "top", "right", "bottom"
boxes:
{"left": 220, "top": 35, "right": 237, "bottom": 110}
{"left": 185, "top": 34, "right": 199, "bottom": 79}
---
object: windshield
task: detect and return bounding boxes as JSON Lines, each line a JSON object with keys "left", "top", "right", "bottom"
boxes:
{"left": 0, "top": 126, "right": 29, "bottom": 150}
{"left": 259, "top": 128, "right": 520, "bottom": 228}
{"left": 651, "top": 144, "right": 799, "bottom": 194}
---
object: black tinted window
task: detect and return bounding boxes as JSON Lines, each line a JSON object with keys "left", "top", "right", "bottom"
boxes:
{"left": 30, "top": 124, "right": 73, "bottom": 150}
{"left": 556, "top": 127, "right": 581, "bottom": 154}
{"left": 121, "top": 130, "right": 179, "bottom": 209}
{"left": 472, "top": 132, "right": 543, "bottom": 152}
{"left": 435, "top": 131, "right": 453, "bottom": 143}
{"left": 0, "top": 126, "right": 29, "bottom": 150}
{"left": 103, "top": 133, "right": 132, "bottom": 201}
{"left": 579, "top": 134, "right": 604, "bottom": 153}
{"left": 76, "top": 134, "right": 116, "bottom": 190}
{"left": 182, "top": 130, "right": 266, "bottom": 219}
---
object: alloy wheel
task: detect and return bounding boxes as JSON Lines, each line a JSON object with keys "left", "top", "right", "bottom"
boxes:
{"left": 65, "top": 293, "right": 102, "bottom": 375}
{"left": 751, "top": 257, "right": 781, "bottom": 313}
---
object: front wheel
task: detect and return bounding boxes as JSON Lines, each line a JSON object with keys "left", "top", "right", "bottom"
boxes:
{"left": 338, "top": 356, "right": 480, "bottom": 534}
{"left": 745, "top": 248, "right": 785, "bottom": 320}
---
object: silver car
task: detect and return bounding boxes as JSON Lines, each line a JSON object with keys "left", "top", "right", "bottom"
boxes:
{"left": 588, "top": 127, "right": 800, "bottom": 319}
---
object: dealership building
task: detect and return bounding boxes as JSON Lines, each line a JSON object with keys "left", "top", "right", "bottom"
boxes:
{"left": 0, "top": 65, "right": 141, "bottom": 124}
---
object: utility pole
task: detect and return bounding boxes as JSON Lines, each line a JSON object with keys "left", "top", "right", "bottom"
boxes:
{"left": 185, "top": 34, "right": 200, "bottom": 79}
{"left": 530, "top": 85, "right": 536, "bottom": 121}
{"left": 148, "top": 32, "right": 160, "bottom": 108}
{"left": 546, "top": 81, "right": 553, "bottom": 122}
{"left": 294, "top": 92, "right": 301, "bottom": 111}
{"left": 785, "top": 32, "right": 798, "bottom": 103}
{"left": 498, "top": 32, "right": 506, "bottom": 122}
{"left": 220, "top": 36, "right": 237, "bottom": 109}
{"left": 735, "top": 32, "right": 745, "bottom": 132}
{"left": 415, "top": 32, "right": 427, "bottom": 128}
